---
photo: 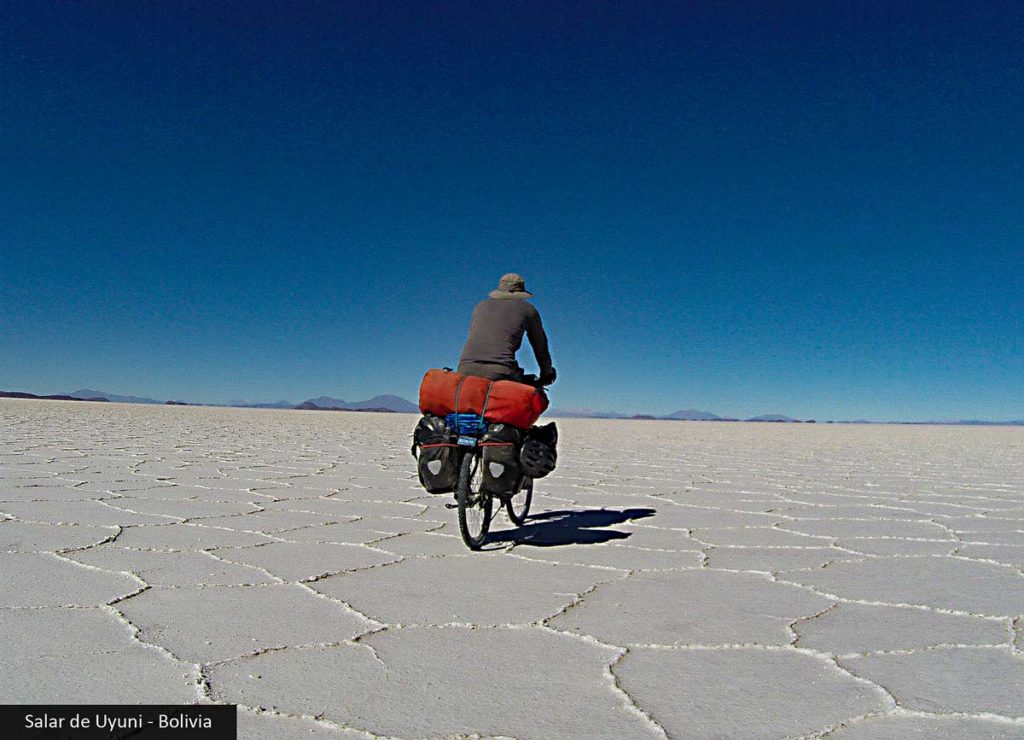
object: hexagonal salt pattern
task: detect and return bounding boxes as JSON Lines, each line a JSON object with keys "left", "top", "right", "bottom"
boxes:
{"left": 840, "top": 647, "right": 1024, "bottom": 717}
{"left": 2, "top": 399, "right": 1023, "bottom": 738}
{"left": 779, "top": 556, "right": 1024, "bottom": 616}
{"left": 209, "top": 627, "right": 659, "bottom": 738}
{"left": 826, "top": 713, "right": 1024, "bottom": 738}
{"left": 614, "top": 647, "right": 890, "bottom": 738}
{"left": 548, "top": 569, "right": 835, "bottom": 646}
{"left": 1, "top": 607, "right": 196, "bottom": 703}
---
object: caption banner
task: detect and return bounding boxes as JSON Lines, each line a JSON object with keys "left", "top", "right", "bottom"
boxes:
{"left": 0, "top": 705, "right": 236, "bottom": 739}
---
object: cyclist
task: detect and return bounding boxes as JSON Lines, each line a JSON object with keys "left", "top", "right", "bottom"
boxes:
{"left": 457, "top": 273, "right": 556, "bottom": 387}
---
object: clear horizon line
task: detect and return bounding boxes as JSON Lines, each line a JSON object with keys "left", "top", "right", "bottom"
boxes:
{"left": 2, "top": 387, "right": 1022, "bottom": 426}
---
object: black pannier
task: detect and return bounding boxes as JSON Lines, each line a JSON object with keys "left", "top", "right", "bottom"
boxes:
{"left": 412, "top": 415, "right": 459, "bottom": 493}
{"left": 520, "top": 421, "right": 558, "bottom": 479}
{"left": 480, "top": 423, "right": 523, "bottom": 495}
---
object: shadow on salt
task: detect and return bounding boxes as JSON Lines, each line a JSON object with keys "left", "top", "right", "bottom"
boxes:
{"left": 485, "top": 507, "right": 656, "bottom": 548}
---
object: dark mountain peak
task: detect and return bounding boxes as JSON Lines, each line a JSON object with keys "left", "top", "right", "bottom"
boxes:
{"left": 300, "top": 394, "right": 417, "bottom": 413}
{"left": 1, "top": 390, "right": 109, "bottom": 402}
{"left": 362, "top": 394, "right": 418, "bottom": 412}
{"left": 548, "top": 408, "right": 629, "bottom": 419}
{"left": 68, "top": 389, "right": 162, "bottom": 404}
{"left": 667, "top": 409, "right": 722, "bottom": 421}
{"left": 228, "top": 400, "right": 295, "bottom": 409}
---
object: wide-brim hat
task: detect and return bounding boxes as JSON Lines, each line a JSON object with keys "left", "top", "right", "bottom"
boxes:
{"left": 489, "top": 272, "right": 533, "bottom": 299}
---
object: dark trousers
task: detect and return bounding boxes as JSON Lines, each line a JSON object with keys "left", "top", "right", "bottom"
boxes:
{"left": 457, "top": 361, "right": 524, "bottom": 382}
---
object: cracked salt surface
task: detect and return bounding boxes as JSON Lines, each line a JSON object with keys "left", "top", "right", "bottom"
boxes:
{"left": 2, "top": 400, "right": 1023, "bottom": 738}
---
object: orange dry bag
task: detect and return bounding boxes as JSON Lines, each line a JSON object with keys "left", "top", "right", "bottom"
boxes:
{"left": 418, "top": 369, "right": 548, "bottom": 428}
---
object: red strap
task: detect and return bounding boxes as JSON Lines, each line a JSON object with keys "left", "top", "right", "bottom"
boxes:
{"left": 419, "top": 443, "right": 459, "bottom": 449}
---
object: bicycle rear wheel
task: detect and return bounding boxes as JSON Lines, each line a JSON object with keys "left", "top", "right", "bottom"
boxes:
{"left": 505, "top": 477, "right": 533, "bottom": 526}
{"left": 457, "top": 452, "right": 492, "bottom": 550}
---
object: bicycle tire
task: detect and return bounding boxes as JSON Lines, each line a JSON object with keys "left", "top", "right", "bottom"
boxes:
{"left": 505, "top": 477, "right": 533, "bottom": 526}
{"left": 457, "top": 451, "right": 492, "bottom": 550}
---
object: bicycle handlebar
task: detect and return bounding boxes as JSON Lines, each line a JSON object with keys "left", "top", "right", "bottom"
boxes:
{"left": 520, "top": 373, "right": 552, "bottom": 389}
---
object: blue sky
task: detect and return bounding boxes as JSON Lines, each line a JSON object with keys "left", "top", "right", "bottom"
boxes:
{"left": 2, "top": 1, "right": 1021, "bottom": 420}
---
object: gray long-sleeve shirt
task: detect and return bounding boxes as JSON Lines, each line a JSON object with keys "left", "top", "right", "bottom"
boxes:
{"left": 457, "top": 296, "right": 552, "bottom": 381}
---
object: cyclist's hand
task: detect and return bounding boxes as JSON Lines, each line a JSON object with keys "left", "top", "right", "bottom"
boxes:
{"left": 540, "top": 367, "right": 557, "bottom": 386}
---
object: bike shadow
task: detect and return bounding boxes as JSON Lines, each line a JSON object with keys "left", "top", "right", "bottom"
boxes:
{"left": 486, "top": 507, "right": 656, "bottom": 548}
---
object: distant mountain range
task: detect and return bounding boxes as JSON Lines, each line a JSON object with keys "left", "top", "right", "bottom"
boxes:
{"left": 668, "top": 409, "right": 730, "bottom": 421}
{"left": 549, "top": 407, "right": 737, "bottom": 421}
{"left": 58, "top": 389, "right": 419, "bottom": 413}
{"left": 68, "top": 389, "right": 162, "bottom": 404}
{"left": 548, "top": 407, "right": 785, "bottom": 422}
{"left": 300, "top": 395, "right": 419, "bottom": 413}
{"left": 547, "top": 408, "right": 1024, "bottom": 425}
{"left": 227, "top": 400, "right": 296, "bottom": 409}
{"left": 897, "top": 419, "right": 1024, "bottom": 426}
{"left": 1, "top": 391, "right": 108, "bottom": 402}
{"left": 548, "top": 407, "right": 631, "bottom": 419}
{"left": 1, "top": 388, "right": 1020, "bottom": 425}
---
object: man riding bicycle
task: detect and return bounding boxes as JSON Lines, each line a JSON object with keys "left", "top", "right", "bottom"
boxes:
{"left": 412, "top": 272, "right": 557, "bottom": 547}
{"left": 457, "top": 273, "right": 556, "bottom": 387}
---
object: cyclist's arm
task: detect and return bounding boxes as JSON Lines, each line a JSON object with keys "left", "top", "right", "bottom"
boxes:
{"left": 526, "top": 309, "right": 553, "bottom": 379}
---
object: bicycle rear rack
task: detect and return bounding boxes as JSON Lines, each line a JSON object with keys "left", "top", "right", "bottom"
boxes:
{"left": 446, "top": 413, "right": 487, "bottom": 436}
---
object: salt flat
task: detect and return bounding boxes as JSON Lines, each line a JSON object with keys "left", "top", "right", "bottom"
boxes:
{"left": 2, "top": 399, "right": 1023, "bottom": 739}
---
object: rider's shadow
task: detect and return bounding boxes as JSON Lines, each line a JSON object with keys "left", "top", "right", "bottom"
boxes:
{"left": 486, "top": 507, "right": 656, "bottom": 548}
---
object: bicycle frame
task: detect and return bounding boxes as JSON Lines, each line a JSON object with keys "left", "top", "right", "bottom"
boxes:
{"left": 448, "top": 412, "right": 537, "bottom": 549}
